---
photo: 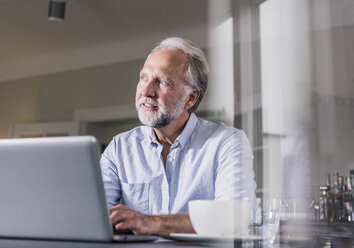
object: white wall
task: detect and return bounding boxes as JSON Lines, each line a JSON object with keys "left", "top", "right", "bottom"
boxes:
{"left": 0, "top": 59, "right": 143, "bottom": 138}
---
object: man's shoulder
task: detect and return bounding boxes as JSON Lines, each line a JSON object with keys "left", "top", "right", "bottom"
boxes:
{"left": 196, "top": 116, "right": 242, "bottom": 136}
{"left": 195, "top": 116, "right": 252, "bottom": 157}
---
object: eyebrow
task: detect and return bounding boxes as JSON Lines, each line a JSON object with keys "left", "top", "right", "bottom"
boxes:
{"left": 140, "top": 69, "right": 170, "bottom": 81}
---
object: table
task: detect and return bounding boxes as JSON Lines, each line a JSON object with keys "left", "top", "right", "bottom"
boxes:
{"left": 0, "top": 233, "right": 352, "bottom": 248}
{"left": 0, "top": 239, "right": 199, "bottom": 248}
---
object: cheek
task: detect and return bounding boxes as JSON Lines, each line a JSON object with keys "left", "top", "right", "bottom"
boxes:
{"left": 136, "top": 84, "right": 142, "bottom": 97}
{"left": 135, "top": 93, "right": 141, "bottom": 105}
{"left": 160, "top": 95, "right": 174, "bottom": 107}
{"left": 136, "top": 81, "right": 148, "bottom": 95}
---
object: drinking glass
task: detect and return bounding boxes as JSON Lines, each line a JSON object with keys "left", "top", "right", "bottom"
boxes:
{"left": 249, "top": 198, "right": 283, "bottom": 245}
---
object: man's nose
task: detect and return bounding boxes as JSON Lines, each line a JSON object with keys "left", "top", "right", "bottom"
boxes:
{"left": 140, "top": 79, "right": 156, "bottom": 97}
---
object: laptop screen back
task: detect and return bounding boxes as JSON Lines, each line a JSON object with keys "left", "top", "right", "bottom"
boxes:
{"left": 0, "top": 136, "right": 113, "bottom": 242}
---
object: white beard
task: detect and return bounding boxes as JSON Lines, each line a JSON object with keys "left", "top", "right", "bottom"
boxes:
{"left": 136, "top": 87, "right": 191, "bottom": 128}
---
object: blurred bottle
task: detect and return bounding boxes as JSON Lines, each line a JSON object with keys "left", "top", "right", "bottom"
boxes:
{"left": 318, "top": 185, "right": 330, "bottom": 221}
{"left": 329, "top": 172, "right": 340, "bottom": 222}
{"left": 324, "top": 173, "right": 334, "bottom": 222}
{"left": 325, "top": 172, "right": 331, "bottom": 189}
{"left": 343, "top": 177, "right": 354, "bottom": 222}
{"left": 351, "top": 171, "right": 354, "bottom": 221}
{"left": 337, "top": 176, "right": 345, "bottom": 221}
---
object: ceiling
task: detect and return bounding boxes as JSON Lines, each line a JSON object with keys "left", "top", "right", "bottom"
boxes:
{"left": 0, "top": 0, "right": 208, "bottom": 82}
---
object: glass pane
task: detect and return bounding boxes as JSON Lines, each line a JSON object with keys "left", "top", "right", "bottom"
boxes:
{"left": 1, "top": 0, "right": 353, "bottom": 245}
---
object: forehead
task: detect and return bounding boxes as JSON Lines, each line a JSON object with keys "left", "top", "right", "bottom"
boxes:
{"left": 142, "top": 48, "right": 188, "bottom": 75}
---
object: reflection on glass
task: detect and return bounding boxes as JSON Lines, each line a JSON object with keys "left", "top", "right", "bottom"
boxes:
{"left": 1, "top": 0, "right": 353, "bottom": 246}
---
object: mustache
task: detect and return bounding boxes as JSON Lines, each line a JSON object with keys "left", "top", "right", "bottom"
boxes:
{"left": 137, "top": 97, "right": 159, "bottom": 107}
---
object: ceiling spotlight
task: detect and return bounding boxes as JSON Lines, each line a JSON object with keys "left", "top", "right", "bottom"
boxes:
{"left": 48, "top": 0, "right": 66, "bottom": 22}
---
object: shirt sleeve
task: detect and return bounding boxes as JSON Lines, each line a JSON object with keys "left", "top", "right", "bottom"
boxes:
{"left": 214, "top": 130, "right": 257, "bottom": 216}
{"left": 100, "top": 140, "right": 121, "bottom": 206}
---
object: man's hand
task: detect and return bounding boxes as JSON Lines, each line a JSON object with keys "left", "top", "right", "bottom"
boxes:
{"left": 109, "top": 204, "right": 158, "bottom": 235}
{"left": 109, "top": 204, "right": 195, "bottom": 237}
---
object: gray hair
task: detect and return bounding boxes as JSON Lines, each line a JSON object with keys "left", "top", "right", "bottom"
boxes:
{"left": 151, "top": 37, "right": 209, "bottom": 113}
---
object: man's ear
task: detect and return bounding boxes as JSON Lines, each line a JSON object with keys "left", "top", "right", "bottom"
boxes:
{"left": 185, "top": 89, "right": 200, "bottom": 110}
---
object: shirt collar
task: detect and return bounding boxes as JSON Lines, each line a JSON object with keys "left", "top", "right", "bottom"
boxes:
{"left": 147, "top": 113, "right": 198, "bottom": 149}
{"left": 174, "top": 113, "right": 198, "bottom": 149}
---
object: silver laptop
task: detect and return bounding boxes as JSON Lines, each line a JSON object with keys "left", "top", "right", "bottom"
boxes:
{"left": 0, "top": 136, "right": 157, "bottom": 242}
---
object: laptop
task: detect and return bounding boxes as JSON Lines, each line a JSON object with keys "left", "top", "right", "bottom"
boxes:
{"left": 0, "top": 136, "right": 157, "bottom": 242}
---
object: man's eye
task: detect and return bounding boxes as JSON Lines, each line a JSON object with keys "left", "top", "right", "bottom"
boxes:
{"left": 159, "top": 80, "right": 168, "bottom": 86}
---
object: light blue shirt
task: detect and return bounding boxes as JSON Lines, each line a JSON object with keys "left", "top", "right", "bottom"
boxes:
{"left": 100, "top": 113, "right": 256, "bottom": 215}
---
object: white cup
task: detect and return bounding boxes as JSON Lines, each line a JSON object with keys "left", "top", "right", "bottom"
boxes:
{"left": 188, "top": 200, "right": 252, "bottom": 237}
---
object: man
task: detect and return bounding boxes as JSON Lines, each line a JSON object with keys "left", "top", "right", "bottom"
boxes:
{"left": 100, "top": 37, "right": 256, "bottom": 237}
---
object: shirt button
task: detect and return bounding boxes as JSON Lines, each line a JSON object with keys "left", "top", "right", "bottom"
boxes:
{"left": 168, "top": 157, "right": 174, "bottom": 162}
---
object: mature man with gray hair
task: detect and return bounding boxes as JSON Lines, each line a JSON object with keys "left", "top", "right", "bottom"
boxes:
{"left": 100, "top": 37, "right": 256, "bottom": 237}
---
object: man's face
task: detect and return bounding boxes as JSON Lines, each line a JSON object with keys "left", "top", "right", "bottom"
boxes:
{"left": 135, "top": 48, "right": 191, "bottom": 128}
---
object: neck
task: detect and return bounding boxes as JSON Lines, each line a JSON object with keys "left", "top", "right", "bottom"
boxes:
{"left": 153, "top": 111, "right": 190, "bottom": 146}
